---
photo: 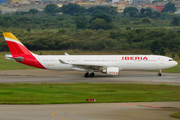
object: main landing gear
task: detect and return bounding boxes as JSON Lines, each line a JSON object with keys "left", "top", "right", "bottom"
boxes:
{"left": 157, "top": 70, "right": 162, "bottom": 76}
{"left": 84, "top": 72, "right": 95, "bottom": 78}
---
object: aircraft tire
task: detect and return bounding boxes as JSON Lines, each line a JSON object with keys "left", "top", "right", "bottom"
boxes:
{"left": 90, "top": 72, "right": 95, "bottom": 78}
{"left": 157, "top": 73, "right": 162, "bottom": 76}
{"left": 84, "top": 73, "right": 89, "bottom": 78}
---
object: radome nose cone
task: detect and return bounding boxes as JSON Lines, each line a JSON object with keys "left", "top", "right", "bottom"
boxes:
{"left": 175, "top": 61, "right": 178, "bottom": 66}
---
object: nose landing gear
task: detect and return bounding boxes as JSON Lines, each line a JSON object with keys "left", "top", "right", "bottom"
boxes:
{"left": 157, "top": 70, "right": 162, "bottom": 76}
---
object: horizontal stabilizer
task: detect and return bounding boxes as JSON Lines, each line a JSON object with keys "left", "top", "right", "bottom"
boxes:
{"left": 5, "top": 54, "right": 24, "bottom": 62}
{"left": 5, "top": 54, "right": 14, "bottom": 60}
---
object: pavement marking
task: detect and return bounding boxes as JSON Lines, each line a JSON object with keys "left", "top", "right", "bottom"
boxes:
{"left": 52, "top": 103, "right": 167, "bottom": 120}
{"left": 51, "top": 105, "right": 120, "bottom": 120}
{"left": 139, "top": 105, "right": 169, "bottom": 108}
{"left": 0, "top": 113, "right": 58, "bottom": 120}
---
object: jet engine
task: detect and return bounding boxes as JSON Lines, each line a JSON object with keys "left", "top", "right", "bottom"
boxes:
{"left": 102, "top": 67, "right": 119, "bottom": 75}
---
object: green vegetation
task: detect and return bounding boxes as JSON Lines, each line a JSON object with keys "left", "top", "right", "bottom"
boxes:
{"left": 170, "top": 112, "right": 180, "bottom": 119}
{"left": 61, "top": 3, "right": 86, "bottom": 16}
{"left": 44, "top": 4, "right": 61, "bottom": 15}
{"left": 0, "top": 83, "right": 180, "bottom": 104}
{"left": 161, "top": 2, "right": 176, "bottom": 13}
{"left": 0, "top": 3, "right": 180, "bottom": 73}
{"left": 1, "top": 28, "right": 180, "bottom": 54}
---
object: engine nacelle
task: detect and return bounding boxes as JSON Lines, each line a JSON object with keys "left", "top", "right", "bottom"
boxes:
{"left": 102, "top": 67, "right": 119, "bottom": 75}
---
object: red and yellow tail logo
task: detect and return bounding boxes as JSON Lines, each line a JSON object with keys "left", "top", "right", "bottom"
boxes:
{"left": 3, "top": 33, "right": 46, "bottom": 69}
{"left": 3, "top": 33, "right": 31, "bottom": 57}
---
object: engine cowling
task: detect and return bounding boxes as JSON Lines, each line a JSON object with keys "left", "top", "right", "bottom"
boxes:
{"left": 102, "top": 67, "right": 119, "bottom": 75}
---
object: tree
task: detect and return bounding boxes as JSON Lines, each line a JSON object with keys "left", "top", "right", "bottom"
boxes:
{"left": 91, "top": 9, "right": 105, "bottom": 16}
{"left": 0, "top": 19, "right": 11, "bottom": 28}
{"left": 75, "top": 15, "right": 88, "bottom": 29}
{"left": 28, "top": 9, "right": 38, "bottom": 14}
{"left": 151, "top": 11, "right": 161, "bottom": 19}
{"left": 141, "top": 17, "right": 151, "bottom": 23}
{"left": 89, "top": 14, "right": 113, "bottom": 30}
{"left": 90, "top": 18, "right": 106, "bottom": 30}
{"left": 87, "top": 6, "right": 118, "bottom": 16}
{"left": 178, "top": 52, "right": 180, "bottom": 58}
{"left": 58, "top": 29, "right": 66, "bottom": 34}
{"left": 172, "top": 52, "right": 175, "bottom": 58}
{"left": 61, "top": 3, "right": 86, "bottom": 15}
{"left": 150, "top": 39, "right": 162, "bottom": 54}
{"left": 140, "top": 8, "right": 146, "bottom": 14}
{"left": 76, "top": 21, "right": 87, "bottom": 29}
{"left": 159, "top": 47, "right": 166, "bottom": 55}
{"left": 74, "top": 15, "right": 87, "bottom": 23}
{"left": 171, "top": 16, "right": 179, "bottom": 26}
{"left": 139, "top": 8, "right": 147, "bottom": 18}
{"left": 146, "top": 7, "right": 152, "bottom": 17}
{"left": 161, "top": 2, "right": 176, "bottom": 13}
{"left": 89, "top": 14, "right": 112, "bottom": 24}
{"left": 27, "top": 28, "right": 31, "bottom": 32}
{"left": 123, "top": 7, "right": 139, "bottom": 17}
{"left": 44, "top": 4, "right": 61, "bottom": 15}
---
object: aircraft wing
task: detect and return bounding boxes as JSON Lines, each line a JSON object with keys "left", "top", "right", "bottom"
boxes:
{"left": 59, "top": 59, "right": 106, "bottom": 70}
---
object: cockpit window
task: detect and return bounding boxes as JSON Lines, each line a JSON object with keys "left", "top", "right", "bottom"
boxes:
{"left": 169, "top": 59, "right": 174, "bottom": 61}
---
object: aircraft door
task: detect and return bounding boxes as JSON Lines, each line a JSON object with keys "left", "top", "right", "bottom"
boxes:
{"left": 159, "top": 57, "right": 164, "bottom": 64}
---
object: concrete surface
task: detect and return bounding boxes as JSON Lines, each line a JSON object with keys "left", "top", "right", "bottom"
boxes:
{"left": 0, "top": 69, "right": 180, "bottom": 120}
{"left": 0, "top": 102, "right": 180, "bottom": 120}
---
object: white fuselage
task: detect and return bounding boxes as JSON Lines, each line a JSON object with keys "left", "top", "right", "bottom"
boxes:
{"left": 35, "top": 55, "right": 178, "bottom": 71}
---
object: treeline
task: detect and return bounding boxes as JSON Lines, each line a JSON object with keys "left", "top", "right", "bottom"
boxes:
{"left": 0, "top": 3, "right": 180, "bottom": 56}
{"left": 0, "top": 28, "right": 180, "bottom": 55}
{"left": 0, "top": 4, "right": 119, "bottom": 30}
{"left": 0, "top": 14, "right": 76, "bottom": 29}
{"left": 0, "top": 3, "right": 179, "bottom": 30}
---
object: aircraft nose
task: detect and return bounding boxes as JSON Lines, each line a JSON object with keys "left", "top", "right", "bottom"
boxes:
{"left": 175, "top": 61, "right": 178, "bottom": 66}
{"left": 173, "top": 61, "right": 178, "bottom": 66}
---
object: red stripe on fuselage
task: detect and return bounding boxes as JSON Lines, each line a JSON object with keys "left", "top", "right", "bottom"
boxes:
{"left": 6, "top": 41, "right": 46, "bottom": 69}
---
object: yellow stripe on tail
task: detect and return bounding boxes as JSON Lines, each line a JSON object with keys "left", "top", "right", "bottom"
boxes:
{"left": 3, "top": 33, "right": 20, "bottom": 42}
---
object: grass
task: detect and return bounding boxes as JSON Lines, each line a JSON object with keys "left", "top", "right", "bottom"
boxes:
{"left": 170, "top": 112, "right": 180, "bottom": 119}
{"left": 0, "top": 83, "right": 180, "bottom": 104}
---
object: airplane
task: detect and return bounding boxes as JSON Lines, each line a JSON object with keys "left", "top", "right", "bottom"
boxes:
{"left": 3, "top": 32, "right": 178, "bottom": 78}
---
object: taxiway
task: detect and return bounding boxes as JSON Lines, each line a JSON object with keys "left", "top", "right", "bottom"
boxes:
{"left": 0, "top": 69, "right": 180, "bottom": 120}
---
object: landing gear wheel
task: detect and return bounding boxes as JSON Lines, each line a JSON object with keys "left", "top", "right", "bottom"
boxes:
{"left": 157, "top": 70, "right": 162, "bottom": 76}
{"left": 90, "top": 72, "right": 95, "bottom": 78}
{"left": 84, "top": 73, "right": 89, "bottom": 78}
{"left": 157, "top": 73, "right": 162, "bottom": 76}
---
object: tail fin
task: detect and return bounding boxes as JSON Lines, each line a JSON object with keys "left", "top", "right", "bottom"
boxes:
{"left": 3, "top": 33, "right": 32, "bottom": 57}
{"left": 3, "top": 33, "right": 46, "bottom": 69}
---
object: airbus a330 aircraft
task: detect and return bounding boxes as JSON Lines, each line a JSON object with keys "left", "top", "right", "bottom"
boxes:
{"left": 3, "top": 33, "right": 178, "bottom": 78}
